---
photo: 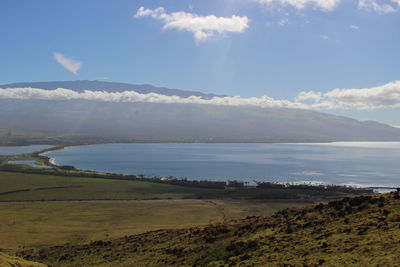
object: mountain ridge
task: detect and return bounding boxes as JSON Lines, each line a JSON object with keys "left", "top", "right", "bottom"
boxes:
{"left": 1, "top": 80, "right": 400, "bottom": 144}
{"left": 0, "top": 80, "right": 224, "bottom": 99}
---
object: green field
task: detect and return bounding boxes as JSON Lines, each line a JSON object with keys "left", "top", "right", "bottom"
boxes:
{"left": 0, "top": 171, "right": 316, "bottom": 253}
{"left": 0, "top": 171, "right": 354, "bottom": 201}
{"left": 0, "top": 171, "right": 201, "bottom": 201}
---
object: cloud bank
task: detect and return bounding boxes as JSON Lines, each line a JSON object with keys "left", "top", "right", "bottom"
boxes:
{"left": 309, "top": 80, "right": 400, "bottom": 109}
{"left": 54, "top": 52, "right": 82, "bottom": 75}
{"left": 0, "top": 87, "right": 306, "bottom": 109}
{"left": 1, "top": 80, "right": 399, "bottom": 110}
{"left": 134, "top": 7, "right": 249, "bottom": 42}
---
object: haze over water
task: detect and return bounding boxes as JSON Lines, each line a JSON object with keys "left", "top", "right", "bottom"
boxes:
{"left": 45, "top": 142, "right": 400, "bottom": 188}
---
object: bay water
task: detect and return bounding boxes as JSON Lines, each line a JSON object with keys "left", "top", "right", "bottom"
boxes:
{"left": 45, "top": 142, "right": 400, "bottom": 187}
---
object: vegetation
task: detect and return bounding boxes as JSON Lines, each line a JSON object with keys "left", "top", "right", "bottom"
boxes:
{"left": 0, "top": 200, "right": 307, "bottom": 252}
{"left": 0, "top": 171, "right": 358, "bottom": 201}
{"left": 0, "top": 252, "right": 45, "bottom": 267}
{"left": 0, "top": 170, "right": 366, "bottom": 259}
{"left": 17, "top": 191, "right": 400, "bottom": 266}
{"left": 0, "top": 171, "right": 206, "bottom": 201}
{"left": 256, "top": 181, "right": 373, "bottom": 194}
{"left": 0, "top": 130, "right": 120, "bottom": 146}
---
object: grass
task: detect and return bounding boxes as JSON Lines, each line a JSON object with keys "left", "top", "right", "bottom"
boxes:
{"left": 0, "top": 252, "right": 45, "bottom": 267}
{"left": 0, "top": 171, "right": 354, "bottom": 201}
{"left": 0, "top": 200, "right": 307, "bottom": 252}
{"left": 0, "top": 170, "right": 363, "bottom": 263}
{"left": 17, "top": 192, "right": 400, "bottom": 266}
{"left": 0, "top": 170, "right": 315, "bottom": 255}
{"left": 0, "top": 171, "right": 206, "bottom": 200}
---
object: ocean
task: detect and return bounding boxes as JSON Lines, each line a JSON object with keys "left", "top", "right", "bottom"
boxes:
{"left": 43, "top": 142, "right": 400, "bottom": 188}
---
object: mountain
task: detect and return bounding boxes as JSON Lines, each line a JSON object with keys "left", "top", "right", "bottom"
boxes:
{"left": 0, "top": 80, "right": 223, "bottom": 99}
{"left": 1, "top": 80, "right": 400, "bottom": 144}
{"left": 17, "top": 192, "right": 400, "bottom": 266}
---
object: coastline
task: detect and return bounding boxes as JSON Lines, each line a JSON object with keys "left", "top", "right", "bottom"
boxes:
{"left": 34, "top": 146, "right": 67, "bottom": 168}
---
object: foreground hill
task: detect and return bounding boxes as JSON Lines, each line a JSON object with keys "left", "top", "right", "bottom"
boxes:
{"left": 18, "top": 191, "right": 400, "bottom": 266}
{"left": 0, "top": 252, "right": 45, "bottom": 267}
{"left": 1, "top": 80, "right": 400, "bottom": 144}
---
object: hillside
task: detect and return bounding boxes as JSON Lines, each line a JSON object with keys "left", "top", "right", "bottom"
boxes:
{"left": 17, "top": 191, "right": 400, "bottom": 266}
{"left": 1, "top": 80, "right": 400, "bottom": 144}
{"left": 0, "top": 252, "right": 45, "bottom": 267}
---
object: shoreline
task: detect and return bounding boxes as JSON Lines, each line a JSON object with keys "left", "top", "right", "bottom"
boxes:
{"left": 34, "top": 145, "right": 67, "bottom": 168}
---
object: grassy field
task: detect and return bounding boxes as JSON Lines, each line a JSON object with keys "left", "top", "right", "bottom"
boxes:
{"left": 0, "top": 170, "right": 363, "bottom": 262}
{"left": 0, "top": 171, "right": 314, "bottom": 253}
{"left": 0, "top": 200, "right": 308, "bottom": 252}
{"left": 0, "top": 171, "right": 353, "bottom": 201}
{"left": 0, "top": 171, "right": 211, "bottom": 201}
{"left": 18, "top": 192, "right": 400, "bottom": 266}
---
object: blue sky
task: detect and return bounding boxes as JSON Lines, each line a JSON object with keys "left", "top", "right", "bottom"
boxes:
{"left": 0, "top": 0, "right": 399, "bottom": 125}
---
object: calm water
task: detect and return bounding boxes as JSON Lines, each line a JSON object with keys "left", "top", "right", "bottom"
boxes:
{"left": 0, "top": 145, "right": 53, "bottom": 155}
{"left": 47, "top": 142, "right": 400, "bottom": 187}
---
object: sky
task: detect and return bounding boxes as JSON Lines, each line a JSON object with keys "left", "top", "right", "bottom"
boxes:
{"left": 0, "top": 0, "right": 399, "bottom": 126}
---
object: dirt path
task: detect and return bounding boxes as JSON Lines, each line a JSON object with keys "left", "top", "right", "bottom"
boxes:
{"left": 204, "top": 200, "right": 228, "bottom": 222}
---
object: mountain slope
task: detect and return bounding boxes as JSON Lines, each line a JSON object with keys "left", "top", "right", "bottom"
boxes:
{"left": 1, "top": 80, "right": 400, "bottom": 143}
{"left": 1, "top": 99, "right": 400, "bottom": 143}
{"left": 17, "top": 192, "right": 400, "bottom": 266}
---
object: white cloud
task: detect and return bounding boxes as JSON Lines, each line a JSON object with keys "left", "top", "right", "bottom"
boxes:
{"left": 297, "top": 80, "right": 400, "bottom": 109}
{"left": 0, "top": 87, "right": 307, "bottom": 109}
{"left": 320, "top": 34, "right": 329, "bottom": 40}
{"left": 134, "top": 7, "right": 249, "bottom": 42}
{"left": 1, "top": 80, "right": 400, "bottom": 111}
{"left": 249, "top": 0, "right": 342, "bottom": 11}
{"left": 358, "top": 0, "right": 399, "bottom": 13}
{"left": 296, "top": 91, "right": 322, "bottom": 102}
{"left": 53, "top": 52, "right": 81, "bottom": 75}
{"left": 350, "top": 25, "right": 360, "bottom": 30}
